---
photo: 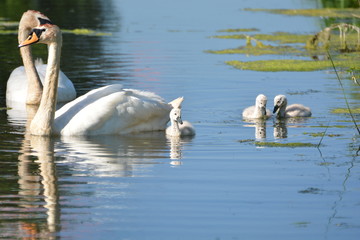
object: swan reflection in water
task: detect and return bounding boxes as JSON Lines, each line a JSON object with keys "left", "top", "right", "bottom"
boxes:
{"left": 11, "top": 105, "right": 195, "bottom": 238}
{"left": 166, "top": 135, "right": 195, "bottom": 165}
{"left": 59, "top": 132, "right": 172, "bottom": 177}
{"left": 273, "top": 119, "right": 287, "bottom": 139}
{"left": 16, "top": 108, "right": 60, "bottom": 238}
{"left": 243, "top": 116, "right": 311, "bottom": 140}
{"left": 273, "top": 117, "right": 311, "bottom": 139}
{"left": 243, "top": 118, "right": 267, "bottom": 140}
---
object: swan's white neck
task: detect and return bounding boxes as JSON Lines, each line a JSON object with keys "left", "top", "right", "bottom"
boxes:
{"left": 19, "top": 22, "right": 43, "bottom": 105}
{"left": 30, "top": 41, "right": 61, "bottom": 135}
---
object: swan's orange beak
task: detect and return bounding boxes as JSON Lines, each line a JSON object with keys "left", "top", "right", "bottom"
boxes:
{"left": 18, "top": 32, "right": 39, "bottom": 48}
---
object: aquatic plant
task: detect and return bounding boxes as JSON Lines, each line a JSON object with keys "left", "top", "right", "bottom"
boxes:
{"left": 212, "top": 32, "right": 311, "bottom": 44}
{"left": 331, "top": 108, "right": 360, "bottom": 114}
{"left": 328, "top": 51, "right": 360, "bottom": 134}
{"left": 254, "top": 142, "right": 317, "bottom": 148}
{"left": 207, "top": 7, "right": 360, "bottom": 72}
{"left": 225, "top": 59, "right": 358, "bottom": 72}
{"left": 303, "top": 132, "right": 342, "bottom": 137}
{"left": 217, "top": 28, "right": 259, "bottom": 33}
{"left": 308, "top": 23, "right": 360, "bottom": 51}
{"left": 244, "top": 8, "right": 360, "bottom": 18}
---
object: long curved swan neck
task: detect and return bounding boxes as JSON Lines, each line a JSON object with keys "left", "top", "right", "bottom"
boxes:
{"left": 18, "top": 11, "right": 44, "bottom": 105}
{"left": 30, "top": 29, "right": 62, "bottom": 136}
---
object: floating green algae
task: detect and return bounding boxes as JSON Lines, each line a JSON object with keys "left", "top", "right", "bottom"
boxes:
{"left": 0, "top": 29, "right": 17, "bottom": 35}
{"left": 217, "top": 28, "right": 260, "bottom": 33}
{"left": 303, "top": 132, "right": 342, "bottom": 137}
{"left": 0, "top": 21, "right": 111, "bottom": 36}
{"left": 244, "top": 8, "right": 360, "bottom": 18}
{"left": 237, "top": 139, "right": 255, "bottom": 143}
{"left": 254, "top": 142, "right": 317, "bottom": 148}
{"left": 225, "top": 59, "right": 359, "bottom": 72}
{"left": 206, "top": 45, "right": 301, "bottom": 55}
{"left": 293, "top": 222, "right": 311, "bottom": 228}
{"left": 62, "top": 28, "right": 111, "bottom": 36}
{"left": 212, "top": 32, "right": 311, "bottom": 44}
{"left": 331, "top": 108, "right": 360, "bottom": 114}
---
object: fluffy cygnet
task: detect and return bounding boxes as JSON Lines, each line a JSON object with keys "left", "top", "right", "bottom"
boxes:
{"left": 166, "top": 108, "right": 195, "bottom": 137}
{"left": 273, "top": 94, "right": 312, "bottom": 118}
{"left": 242, "top": 94, "right": 272, "bottom": 119}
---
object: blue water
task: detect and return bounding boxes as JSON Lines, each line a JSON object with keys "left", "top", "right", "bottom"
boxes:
{"left": 0, "top": 0, "right": 359, "bottom": 239}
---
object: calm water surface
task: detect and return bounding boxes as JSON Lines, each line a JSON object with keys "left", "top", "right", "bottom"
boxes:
{"left": 0, "top": 0, "right": 359, "bottom": 239}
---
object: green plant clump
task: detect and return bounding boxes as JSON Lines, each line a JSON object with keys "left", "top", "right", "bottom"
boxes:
{"left": 62, "top": 28, "right": 111, "bottom": 36}
{"left": 244, "top": 8, "right": 360, "bottom": 18}
{"left": 254, "top": 142, "right": 317, "bottom": 148}
{"left": 217, "top": 28, "right": 260, "bottom": 33}
{"left": 331, "top": 108, "right": 360, "bottom": 114}
{"left": 226, "top": 59, "right": 359, "bottom": 72}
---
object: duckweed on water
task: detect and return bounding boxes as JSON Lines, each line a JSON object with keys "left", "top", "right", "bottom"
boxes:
{"left": 331, "top": 108, "right": 360, "bottom": 114}
{"left": 225, "top": 59, "right": 358, "bottom": 72}
{"left": 244, "top": 8, "right": 360, "bottom": 18}
{"left": 62, "top": 28, "right": 111, "bottom": 36}
{"left": 217, "top": 28, "right": 260, "bottom": 33}
{"left": 212, "top": 32, "right": 311, "bottom": 44}
{"left": 206, "top": 45, "right": 301, "bottom": 56}
{"left": 254, "top": 142, "right": 317, "bottom": 148}
{"left": 293, "top": 222, "right": 311, "bottom": 228}
{"left": 0, "top": 28, "right": 111, "bottom": 36}
{"left": 303, "top": 132, "right": 342, "bottom": 137}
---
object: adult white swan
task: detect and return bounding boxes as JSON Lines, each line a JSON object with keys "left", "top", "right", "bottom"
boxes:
{"left": 273, "top": 95, "right": 312, "bottom": 118}
{"left": 242, "top": 94, "right": 272, "bottom": 119}
{"left": 6, "top": 10, "right": 76, "bottom": 106}
{"left": 19, "top": 18, "right": 182, "bottom": 136}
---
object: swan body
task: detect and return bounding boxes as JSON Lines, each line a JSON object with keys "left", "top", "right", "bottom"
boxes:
{"left": 54, "top": 84, "right": 173, "bottom": 135}
{"left": 273, "top": 95, "right": 312, "bottom": 118}
{"left": 242, "top": 94, "right": 272, "bottom": 119}
{"left": 19, "top": 15, "right": 181, "bottom": 136}
{"left": 166, "top": 107, "right": 195, "bottom": 137}
{"left": 6, "top": 62, "right": 76, "bottom": 105}
{"left": 6, "top": 10, "right": 76, "bottom": 106}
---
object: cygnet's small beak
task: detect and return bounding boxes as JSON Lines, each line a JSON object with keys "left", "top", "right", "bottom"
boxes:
{"left": 273, "top": 105, "right": 279, "bottom": 114}
{"left": 261, "top": 107, "right": 266, "bottom": 116}
{"left": 178, "top": 117, "right": 183, "bottom": 125}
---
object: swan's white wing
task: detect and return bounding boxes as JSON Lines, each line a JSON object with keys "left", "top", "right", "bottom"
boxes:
{"left": 54, "top": 84, "right": 171, "bottom": 135}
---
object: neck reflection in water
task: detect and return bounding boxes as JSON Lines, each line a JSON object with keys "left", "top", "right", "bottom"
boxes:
{"left": 17, "top": 133, "right": 60, "bottom": 238}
